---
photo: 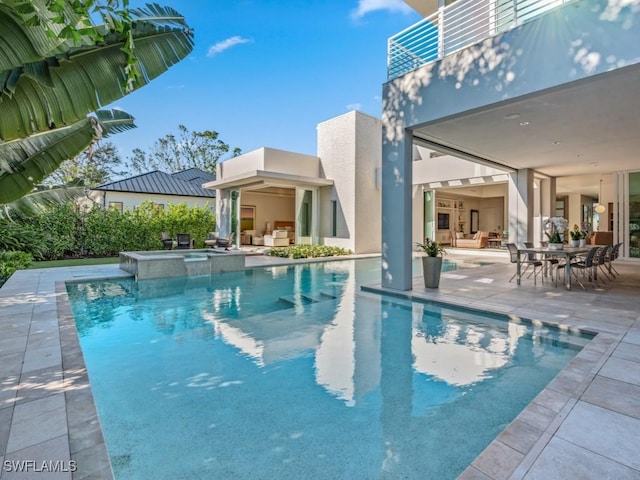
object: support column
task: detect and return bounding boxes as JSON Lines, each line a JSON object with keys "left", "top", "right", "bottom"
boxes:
{"left": 381, "top": 131, "right": 413, "bottom": 290}
{"left": 216, "top": 189, "right": 232, "bottom": 238}
{"left": 538, "top": 177, "right": 556, "bottom": 244}
{"left": 508, "top": 169, "right": 534, "bottom": 245}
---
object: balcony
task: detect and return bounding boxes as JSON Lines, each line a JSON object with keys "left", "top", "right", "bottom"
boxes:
{"left": 388, "top": 0, "right": 572, "bottom": 80}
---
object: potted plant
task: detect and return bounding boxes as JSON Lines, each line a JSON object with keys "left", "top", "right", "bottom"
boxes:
{"left": 544, "top": 217, "right": 569, "bottom": 250}
{"left": 570, "top": 225, "right": 581, "bottom": 247}
{"left": 579, "top": 227, "right": 589, "bottom": 247}
{"left": 416, "top": 238, "right": 446, "bottom": 288}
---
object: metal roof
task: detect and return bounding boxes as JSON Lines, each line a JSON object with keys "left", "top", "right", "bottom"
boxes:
{"left": 95, "top": 169, "right": 215, "bottom": 198}
{"left": 171, "top": 168, "right": 216, "bottom": 185}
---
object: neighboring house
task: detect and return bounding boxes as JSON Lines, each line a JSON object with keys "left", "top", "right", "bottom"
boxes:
{"left": 90, "top": 168, "right": 216, "bottom": 212}
{"left": 381, "top": 0, "right": 640, "bottom": 290}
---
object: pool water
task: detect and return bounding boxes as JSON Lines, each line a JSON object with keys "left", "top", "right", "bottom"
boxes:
{"left": 66, "top": 257, "right": 590, "bottom": 480}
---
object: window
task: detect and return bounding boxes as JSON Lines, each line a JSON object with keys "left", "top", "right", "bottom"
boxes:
{"left": 108, "top": 202, "right": 123, "bottom": 213}
{"left": 331, "top": 200, "right": 337, "bottom": 237}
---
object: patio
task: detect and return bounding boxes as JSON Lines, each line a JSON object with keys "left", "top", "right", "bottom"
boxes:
{"left": 0, "top": 252, "right": 639, "bottom": 479}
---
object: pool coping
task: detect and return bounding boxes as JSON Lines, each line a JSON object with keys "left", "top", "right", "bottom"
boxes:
{"left": 361, "top": 282, "right": 621, "bottom": 479}
{"left": 1, "top": 254, "right": 639, "bottom": 479}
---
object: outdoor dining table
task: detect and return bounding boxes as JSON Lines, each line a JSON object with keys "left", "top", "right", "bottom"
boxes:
{"left": 516, "top": 245, "right": 593, "bottom": 290}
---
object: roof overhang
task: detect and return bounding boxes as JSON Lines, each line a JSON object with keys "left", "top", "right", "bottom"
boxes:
{"left": 203, "top": 170, "right": 334, "bottom": 190}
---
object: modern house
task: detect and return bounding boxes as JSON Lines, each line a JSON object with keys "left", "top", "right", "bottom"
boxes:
{"left": 382, "top": 0, "right": 640, "bottom": 290}
{"left": 91, "top": 168, "right": 216, "bottom": 212}
{"left": 205, "top": 111, "right": 382, "bottom": 253}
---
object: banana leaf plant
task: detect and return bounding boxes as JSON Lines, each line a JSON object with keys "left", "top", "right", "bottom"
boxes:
{"left": 0, "top": 1, "right": 193, "bottom": 209}
{"left": 0, "top": 2, "right": 194, "bottom": 141}
{"left": 0, "top": 109, "right": 136, "bottom": 204}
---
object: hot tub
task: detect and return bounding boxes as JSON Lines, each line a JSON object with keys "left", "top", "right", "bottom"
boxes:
{"left": 119, "top": 249, "right": 246, "bottom": 280}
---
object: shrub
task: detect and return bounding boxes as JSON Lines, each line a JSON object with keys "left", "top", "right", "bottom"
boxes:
{"left": 267, "top": 244, "right": 352, "bottom": 259}
{"left": 0, "top": 220, "right": 48, "bottom": 260}
{"left": 5, "top": 201, "right": 217, "bottom": 260}
{"left": 0, "top": 251, "right": 33, "bottom": 286}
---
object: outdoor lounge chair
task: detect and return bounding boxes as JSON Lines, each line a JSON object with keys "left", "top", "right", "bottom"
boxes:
{"left": 176, "top": 233, "right": 194, "bottom": 249}
{"left": 216, "top": 231, "right": 235, "bottom": 250}
{"left": 204, "top": 232, "right": 218, "bottom": 248}
{"left": 161, "top": 232, "right": 176, "bottom": 250}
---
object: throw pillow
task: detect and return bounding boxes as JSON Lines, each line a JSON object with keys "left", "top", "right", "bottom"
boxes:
{"left": 456, "top": 232, "right": 464, "bottom": 239}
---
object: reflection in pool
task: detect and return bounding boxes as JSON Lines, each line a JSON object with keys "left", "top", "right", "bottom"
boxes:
{"left": 67, "top": 257, "right": 591, "bottom": 480}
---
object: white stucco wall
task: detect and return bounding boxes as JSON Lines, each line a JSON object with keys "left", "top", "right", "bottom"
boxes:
{"left": 317, "top": 111, "right": 382, "bottom": 254}
{"left": 218, "top": 147, "right": 321, "bottom": 180}
{"left": 263, "top": 148, "right": 321, "bottom": 178}
{"left": 354, "top": 113, "right": 383, "bottom": 253}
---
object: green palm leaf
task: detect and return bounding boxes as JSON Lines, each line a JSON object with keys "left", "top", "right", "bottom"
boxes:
{"left": 0, "top": 109, "right": 135, "bottom": 203}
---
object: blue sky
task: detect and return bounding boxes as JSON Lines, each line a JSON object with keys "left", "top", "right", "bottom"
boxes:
{"left": 107, "top": 0, "right": 420, "bottom": 161}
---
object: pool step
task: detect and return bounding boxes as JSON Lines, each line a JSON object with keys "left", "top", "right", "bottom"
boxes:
{"left": 278, "top": 291, "right": 337, "bottom": 308}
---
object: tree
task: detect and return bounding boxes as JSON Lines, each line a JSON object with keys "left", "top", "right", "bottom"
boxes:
{"left": 0, "top": 1, "right": 194, "bottom": 205}
{"left": 129, "top": 125, "right": 242, "bottom": 175}
{"left": 44, "top": 141, "right": 125, "bottom": 187}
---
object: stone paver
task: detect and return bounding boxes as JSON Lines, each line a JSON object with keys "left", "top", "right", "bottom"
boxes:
{"left": 363, "top": 251, "right": 640, "bottom": 479}
{"left": 0, "top": 252, "right": 639, "bottom": 479}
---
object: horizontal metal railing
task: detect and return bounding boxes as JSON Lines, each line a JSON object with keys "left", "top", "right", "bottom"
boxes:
{"left": 388, "top": 0, "right": 571, "bottom": 79}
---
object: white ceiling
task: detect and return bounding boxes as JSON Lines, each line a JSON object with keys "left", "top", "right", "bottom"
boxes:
{"left": 413, "top": 63, "right": 640, "bottom": 196}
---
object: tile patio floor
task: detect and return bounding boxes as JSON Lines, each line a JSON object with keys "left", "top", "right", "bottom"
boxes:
{"left": 0, "top": 251, "right": 639, "bottom": 479}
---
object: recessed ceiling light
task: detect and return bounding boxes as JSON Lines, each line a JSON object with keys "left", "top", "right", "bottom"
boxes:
{"left": 504, "top": 113, "right": 521, "bottom": 119}
{"left": 519, "top": 121, "right": 530, "bottom": 126}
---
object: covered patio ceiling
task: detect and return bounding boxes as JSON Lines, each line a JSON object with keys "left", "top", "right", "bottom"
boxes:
{"left": 412, "top": 63, "right": 640, "bottom": 197}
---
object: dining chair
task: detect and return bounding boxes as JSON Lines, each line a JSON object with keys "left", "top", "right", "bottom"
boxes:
{"left": 506, "top": 243, "right": 543, "bottom": 285}
{"left": 606, "top": 242, "right": 622, "bottom": 277}
{"left": 593, "top": 245, "right": 612, "bottom": 284}
{"left": 524, "top": 241, "right": 559, "bottom": 286}
{"left": 561, "top": 246, "right": 599, "bottom": 290}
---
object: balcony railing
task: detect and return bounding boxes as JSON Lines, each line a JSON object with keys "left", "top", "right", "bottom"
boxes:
{"left": 388, "top": 0, "right": 571, "bottom": 80}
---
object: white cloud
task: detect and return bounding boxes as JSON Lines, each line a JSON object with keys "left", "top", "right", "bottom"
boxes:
{"left": 346, "top": 103, "right": 362, "bottom": 111}
{"left": 207, "top": 36, "right": 251, "bottom": 57}
{"left": 351, "top": 0, "right": 412, "bottom": 19}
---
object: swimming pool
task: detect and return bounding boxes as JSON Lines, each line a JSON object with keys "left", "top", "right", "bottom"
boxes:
{"left": 66, "top": 257, "right": 591, "bottom": 479}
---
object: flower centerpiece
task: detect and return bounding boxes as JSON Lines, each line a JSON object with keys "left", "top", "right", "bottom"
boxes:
{"left": 570, "top": 224, "right": 582, "bottom": 247}
{"left": 544, "top": 216, "right": 569, "bottom": 250}
{"left": 415, "top": 238, "right": 446, "bottom": 288}
{"left": 580, "top": 223, "right": 590, "bottom": 247}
